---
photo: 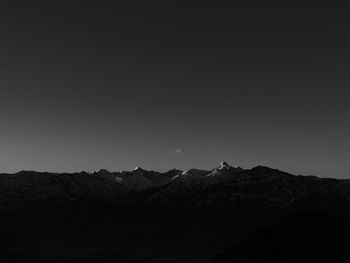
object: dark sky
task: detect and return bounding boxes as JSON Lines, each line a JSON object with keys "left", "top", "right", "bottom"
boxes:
{"left": 0, "top": 1, "right": 350, "bottom": 178}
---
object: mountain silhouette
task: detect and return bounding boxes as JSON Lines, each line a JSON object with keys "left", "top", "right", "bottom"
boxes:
{"left": 1, "top": 162, "right": 350, "bottom": 215}
{"left": 1, "top": 163, "right": 350, "bottom": 262}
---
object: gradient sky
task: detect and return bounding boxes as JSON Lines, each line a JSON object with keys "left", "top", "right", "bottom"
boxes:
{"left": 0, "top": 2, "right": 350, "bottom": 178}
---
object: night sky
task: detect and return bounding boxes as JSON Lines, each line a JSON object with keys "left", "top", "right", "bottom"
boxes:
{"left": 0, "top": 2, "right": 350, "bottom": 178}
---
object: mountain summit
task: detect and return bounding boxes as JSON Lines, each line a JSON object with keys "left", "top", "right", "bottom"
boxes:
{"left": 218, "top": 161, "right": 230, "bottom": 170}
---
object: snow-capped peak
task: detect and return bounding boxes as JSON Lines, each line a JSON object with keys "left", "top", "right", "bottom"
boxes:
{"left": 181, "top": 170, "right": 190, "bottom": 176}
{"left": 219, "top": 161, "right": 230, "bottom": 170}
{"left": 133, "top": 166, "right": 142, "bottom": 171}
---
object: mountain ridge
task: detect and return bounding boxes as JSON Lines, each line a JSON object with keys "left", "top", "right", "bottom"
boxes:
{"left": 1, "top": 162, "right": 350, "bottom": 262}
{"left": 1, "top": 162, "right": 350, "bottom": 216}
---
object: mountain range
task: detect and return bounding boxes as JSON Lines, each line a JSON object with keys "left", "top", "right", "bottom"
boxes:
{"left": 1, "top": 161, "right": 350, "bottom": 216}
{"left": 1, "top": 162, "right": 350, "bottom": 262}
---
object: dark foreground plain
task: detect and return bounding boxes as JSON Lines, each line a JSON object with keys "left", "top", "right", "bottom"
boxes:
{"left": 1, "top": 163, "right": 350, "bottom": 262}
